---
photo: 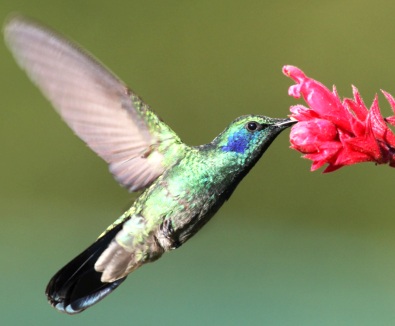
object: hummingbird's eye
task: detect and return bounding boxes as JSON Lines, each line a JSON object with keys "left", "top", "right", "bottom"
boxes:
{"left": 246, "top": 121, "right": 261, "bottom": 132}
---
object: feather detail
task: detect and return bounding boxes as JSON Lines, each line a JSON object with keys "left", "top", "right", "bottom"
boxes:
{"left": 45, "top": 223, "right": 127, "bottom": 314}
{"left": 4, "top": 15, "right": 180, "bottom": 191}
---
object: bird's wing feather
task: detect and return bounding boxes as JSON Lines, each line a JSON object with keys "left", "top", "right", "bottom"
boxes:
{"left": 4, "top": 15, "right": 180, "bottom": 191}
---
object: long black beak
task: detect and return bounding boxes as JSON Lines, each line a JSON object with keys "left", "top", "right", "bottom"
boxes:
{"left": 274, "top": 117, "right": 298, "bottom": 129}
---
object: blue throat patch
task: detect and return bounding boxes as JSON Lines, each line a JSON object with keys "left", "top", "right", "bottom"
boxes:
{"left": 221, "top": 130, "right": 253, "bottom": 153}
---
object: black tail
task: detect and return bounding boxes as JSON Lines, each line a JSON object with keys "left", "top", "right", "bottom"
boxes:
{"left": 45, "top": 223, "right": 127, "bottom": 314}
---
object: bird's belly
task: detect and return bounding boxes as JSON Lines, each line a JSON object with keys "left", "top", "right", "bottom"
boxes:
{"left": 150, "top": 189, "right": 229, "bottom": 249}
{"left": 130, "top": 158, "right": 234, "bottom": 250}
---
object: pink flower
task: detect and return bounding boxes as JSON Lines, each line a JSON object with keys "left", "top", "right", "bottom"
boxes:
{"left": 283, "top": 65, "right": 395, "bottom": 172}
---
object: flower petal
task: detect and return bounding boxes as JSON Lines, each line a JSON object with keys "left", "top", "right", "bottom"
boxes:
{"left": 290, "top": 119, "right": 338, "bottom": 154}
{"left": 283, "top": 65, "right": 352, "bottom": 131}
{"left": 284, "top": 65, "right": 395, "bottom": 172}
{"left": 290, "top": 105, "right": 319, "bottom": 121}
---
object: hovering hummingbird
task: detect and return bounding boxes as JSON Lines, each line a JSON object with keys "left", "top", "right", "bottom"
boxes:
{"left": 4, "top": 15, "right": 295, "bottom": 314}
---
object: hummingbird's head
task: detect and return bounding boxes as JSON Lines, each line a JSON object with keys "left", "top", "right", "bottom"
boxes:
{"left": 214, "top": 115, "right": 296, "bottom": 165}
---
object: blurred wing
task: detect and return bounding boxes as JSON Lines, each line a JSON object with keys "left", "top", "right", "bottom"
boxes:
{"left": 4, "top": 15, "right": 180, "bottom": 191}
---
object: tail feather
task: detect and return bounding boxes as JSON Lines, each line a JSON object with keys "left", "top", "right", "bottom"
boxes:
{"left": 45, "top": 223, "right": 127, "bottom": 314}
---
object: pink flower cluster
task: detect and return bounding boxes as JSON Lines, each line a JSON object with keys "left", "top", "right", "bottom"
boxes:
{"left": 283, "top": 65, "right": 395, "bottom": 172}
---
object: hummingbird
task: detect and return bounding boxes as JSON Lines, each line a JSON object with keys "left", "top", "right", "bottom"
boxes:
{"left": 4, "top": 15, "right": 295, "bottom": 314}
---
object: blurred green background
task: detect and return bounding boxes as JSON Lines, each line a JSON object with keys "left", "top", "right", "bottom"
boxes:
{"left": 2, "top": 1, "right": 395, "bottom": 325}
